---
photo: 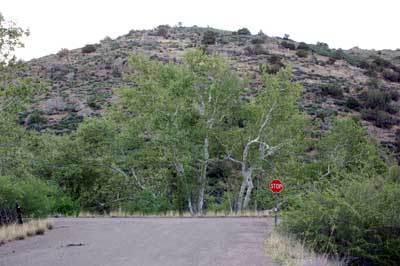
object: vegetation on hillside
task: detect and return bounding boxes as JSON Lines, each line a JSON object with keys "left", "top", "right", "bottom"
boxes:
{"left": 1, "top": 13, "right": 399, "bottom": 265}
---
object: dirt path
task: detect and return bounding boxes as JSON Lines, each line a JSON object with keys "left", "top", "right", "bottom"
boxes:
{"left": 0, "top": 217, "right": 277, "bottom": 266}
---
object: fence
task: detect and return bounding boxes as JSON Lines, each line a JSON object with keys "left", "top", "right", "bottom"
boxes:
{"left": 0, "top": 203, "right": 23, "bottom": 227}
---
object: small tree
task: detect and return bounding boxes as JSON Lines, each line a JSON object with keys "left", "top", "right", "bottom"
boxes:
{"left": 224, "top": 68, "right": 309, "bottom": 211}
{"left": 81, "top": 44, "right": 96, "bottom": 54}
{"left": 237, "top": 28, "right": 251, "bottom": 35}
{"left": 202, "top": 30, "right": 217, "bottom": 45}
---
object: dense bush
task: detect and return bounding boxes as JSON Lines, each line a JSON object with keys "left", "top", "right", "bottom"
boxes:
{"left": 297, "top": 42, "right": 309, "bottom": 50}
{"left": 319, "top": 83, "right": 343, "bottom": 98}
{"left": 236, "top": 28, "right": 251, "bottom": 35}
{"left": 27, "top": 111, "right": 47, "bottom": 126}
{"left": 361, "top": 109, "right": 397, "bottom": 128}
{"left": 155, "top": 25, "right": 170, "bottom": 38}
{"left": 281, "top": 178, "right": 400, "bottom": 266}
{"left": 281, "top": 41, "right": 296, "bottom": 50}
{"left": 295, "top": 49, "right": 308, "bottom": 58}
{"left": 344, "top": 97, "right": 361, "bottom": 110}
{"left": 202, "top": 30, "right": 217, "bottom": 45}
{"left": 120, "top": 191, "right": 171, "bottom": 214}
{"left": 360, "top": 89, "right": 391, "bottom": 110}
{"left": 383, "top": 69, "right": 400, "bottom": 82}
{"left": 245, "top": 43, "right": 268, "bottom": 55}
{"left": 56, "top": 48, "right": 69, "bottom": 58}
{"left": 0, "top": 176, "right": 74, "bottom": 217}
{"left": 81, "top": 44, "right": 97, "bottom": 54}
{"left": 251, "top": 37, "right": 265, "bottom": 45}
{"left": 261, "top": 54, "right": 284, "bottom": 74}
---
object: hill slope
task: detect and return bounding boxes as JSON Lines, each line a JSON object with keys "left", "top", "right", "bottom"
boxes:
{"left": 23, "top": 26, "right": 400, "bottom": 159}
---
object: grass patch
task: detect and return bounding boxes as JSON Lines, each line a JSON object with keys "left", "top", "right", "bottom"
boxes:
{"left": 0, "top": 219, "right": 53, "bottom": 245}
{"left": 265, "top": 230, "right": 346, "bottom": 266}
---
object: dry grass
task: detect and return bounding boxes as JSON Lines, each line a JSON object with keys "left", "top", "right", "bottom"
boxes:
{"left": 265, "top": 230, "right": 346, "bottom": 266}
{"left": 78, "top": 209, "right": 273, "bottom": 218}
{"left": 0, "top": 219, "right": 53, "bottom": 245}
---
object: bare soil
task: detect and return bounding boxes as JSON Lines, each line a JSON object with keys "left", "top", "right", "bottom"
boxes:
{"left": 0, "top": 217, "right": 276, "bottom": 266}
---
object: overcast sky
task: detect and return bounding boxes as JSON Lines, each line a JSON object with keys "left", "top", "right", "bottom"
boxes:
{"left": 2, "top": 0, "right": 399, "bottom": 60}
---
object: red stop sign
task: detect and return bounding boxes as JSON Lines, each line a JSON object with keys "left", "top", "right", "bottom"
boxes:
{"left": 269, "top": 179, "right": 283, "bottom": 193}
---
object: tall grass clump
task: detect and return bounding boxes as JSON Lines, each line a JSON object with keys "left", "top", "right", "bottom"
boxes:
{"left": 266, "top": 230, "right": 346, "bottom": 266}
{"left": 280, "top": 178, "right": 400, "bottom": 266}
{"left": 0, "top": 219, "right": 53, "bottom": 245}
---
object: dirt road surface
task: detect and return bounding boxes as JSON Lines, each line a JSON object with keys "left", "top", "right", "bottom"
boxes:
{"left": 0, "top": 218, "right": 276, "bottom": 266}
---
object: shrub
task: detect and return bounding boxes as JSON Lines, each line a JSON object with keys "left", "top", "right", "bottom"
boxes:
{"left": 361, "top": 109, "right": 397, "bottom": 128}
{"left": 245, "top": 43, "right": 268, "bottom": 55}
{"left": 281, "top": 41, "right": 296, "bottom": 50}
{"left": 87, "top": 95, "right": 102, "bottom": 110}
{"left": 27, "top": 111, "right": 47, "bottom": 126}
{"left": 389, "top": 89, "right": 400, "bottom": 101}
{"left": 202, "top": 30, "right": 217, "bottom": 45}
{"left": 120, "top": 191, "right": 170, "bottom": 214}
{"left": 236, "top": 28, "right": 251, "bottom": 35}
{"left": 251, "top": 37, "right": 265, "bottom": 45}
{"left": 388, "top": 165, "right": 400, "bottom": 183}
{"left": 156, "top": 25, "right": 170, "bottom": 38}
{"left": 81, "top": 44, "right": 96, "bottom": 54}
{"left": 344, "top": 97, "right": 361, "bottom": 110}
{"left": 269, "top": 54, "right": 282, "bottom": 65}
{"left": 383, "top": 69, "right": 400, "bottom": 82}
{"left": 295, "top": 49, "right": 309, "bottom": 58}
{"left": 281, "top": 178, "right": 400, "bottom": 266}
{"left": 297, "top": 42, "right": 309, "bottom": 50}
{"left": 0, "top": 176, "right": 61, "bottom": 218}
{"left": 319, "top": 83, "right": 343, "bottom": 98}
{"left": 360, "top": 89, "right": 391, "bottom": 109}
{"left": 56, "top": 48, "right": 69, "bottom": 58}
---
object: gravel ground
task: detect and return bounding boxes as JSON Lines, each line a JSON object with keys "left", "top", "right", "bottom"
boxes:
{"left": 0, "top": 217, "right": 277, "bottom": 266}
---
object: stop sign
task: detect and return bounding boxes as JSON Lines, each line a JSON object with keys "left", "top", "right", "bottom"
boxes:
{"left": 269, "top": 179, "right": 283, "bottom": 193}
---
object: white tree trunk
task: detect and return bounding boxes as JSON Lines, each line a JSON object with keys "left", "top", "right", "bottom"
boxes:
{"left": 243, "top": 175, "right": 254, "bottom": 209}
{"left": 197, "top": 136, "right": 209, "bottom": 213}
{"left": 237, "top": 167, "right": 252, "bottom": 212}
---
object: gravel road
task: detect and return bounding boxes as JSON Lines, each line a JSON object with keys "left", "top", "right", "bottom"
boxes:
{"left": 0, "top": 218, "right": 276, "bottom": 266}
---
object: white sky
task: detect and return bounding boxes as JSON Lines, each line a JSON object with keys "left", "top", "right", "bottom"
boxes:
{"left": 2, "top": 0, "right": 399, "bottom": 60}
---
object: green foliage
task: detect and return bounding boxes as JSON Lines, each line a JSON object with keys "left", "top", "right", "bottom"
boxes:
{"left": 281, "top": 178, "right": 400, "bottom": 266}
{"left": 236, "top": 28, "right": 251, "bottom": 35}
{"left": 316, "top": 118, "right": 386, "bottom": 177}
{"left": 281, "top": 41, "right": 296, "bottom": 50}
{"left": 245, "top": 43, "right": 268, "bottom": 55}
{"left": 361, "top": 109, "right": 396, "bottom": 129}
{"left": 0, "top": 176, "right": 72, "bottom": 217}
{"left": 295, "top": 49, "right": 308, "bottom": 58}
{"left": 202, "top": 30, "right": 217, "bottom": 45}
{"left": 297, "top": 42, "right": 309, "bottom": 50}
{"left": 319, "top": 83, "right": 343, "bottom": 98}
{"left": 251, "top": 37, "right": 265, "bottom": 45}
{"left": 0, "top": 12, "right": 29, "bottom": 63}
{"left": 120, "top": 191, "right": 170, "bottom": 214}
{"left": 383, "top": 69, "right": 400, "bottom": 82}
{"left": 155, "top": 25, "right": 170, "bottom": 38}
{"left": 344, "top": 97, "right": 361, "bottom": 110}
{"left": 81, "top": 44, "right": 97, "bottom": 54}
{"left": 360, "top": 89, "right": 392, "bottom": 110}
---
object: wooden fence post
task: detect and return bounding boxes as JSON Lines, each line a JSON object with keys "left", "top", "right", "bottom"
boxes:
{"left": 16, "top": 202, "right": 23, "bottom": 225}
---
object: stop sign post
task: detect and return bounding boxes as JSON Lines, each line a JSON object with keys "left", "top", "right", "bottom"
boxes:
{"left": 269, "top": 179, "right": 283, "bottom": 226}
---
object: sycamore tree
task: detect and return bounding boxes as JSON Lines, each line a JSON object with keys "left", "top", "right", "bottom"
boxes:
{"left": 118, "top": 51, "right": 310, "bottom": 213}
{"left": 118, "top": 50, "right": 245, "bottom": 214}
{"left": 223, "top": 68, "right": 310, "bottom": 211}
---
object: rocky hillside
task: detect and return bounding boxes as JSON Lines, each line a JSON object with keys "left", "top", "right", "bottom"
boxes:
{"left": 22, "top": 26, "right": 400, "bottom": 159}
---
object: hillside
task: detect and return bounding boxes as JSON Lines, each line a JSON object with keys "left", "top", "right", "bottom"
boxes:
{"left": 23, "top": 25, "right": 400, "bottom": 159}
